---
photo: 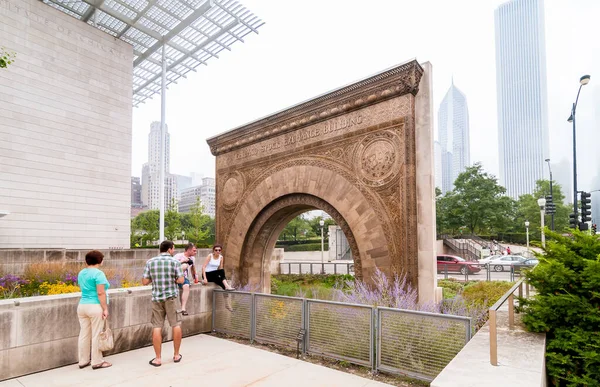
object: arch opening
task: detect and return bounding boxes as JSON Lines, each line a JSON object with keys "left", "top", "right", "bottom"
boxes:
{"left": 238, "top": 193, "right": 360, "bottom": 293}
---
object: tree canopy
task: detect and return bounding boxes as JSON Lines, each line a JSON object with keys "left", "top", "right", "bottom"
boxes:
{"left": 436, "top": 162, "right": 571, "bottom": 240}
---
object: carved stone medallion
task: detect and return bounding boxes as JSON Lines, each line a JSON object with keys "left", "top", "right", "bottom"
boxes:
{"left": 356, "top": 131, "right": 402, "bottom": 187}
{"left": 222, "top": 172, "right": 244, "bottom": 208}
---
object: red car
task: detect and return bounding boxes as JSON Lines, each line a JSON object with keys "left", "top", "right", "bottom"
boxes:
{"left": 437, "top": 255, "right": 481, "bottom": 275}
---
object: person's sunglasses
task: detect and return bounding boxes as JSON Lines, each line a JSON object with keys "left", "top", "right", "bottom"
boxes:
{"left": 215, "top": 249, "right": 221, "bottom": 252}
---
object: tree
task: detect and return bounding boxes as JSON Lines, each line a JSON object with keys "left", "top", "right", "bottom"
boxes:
{"left": 308, "top": 215, "right": 336, "bottom": 238}
{"left": 131, "top": 210, "right": 159, "bottom": 246}
{"left": 164, "top": 199, "right": 181, "bottom": 241}
{"left": 437, "top": 163, "right": 515, "bottom": 235}
{"left": 280, "top": 214, "right": 312, "bottom": 241}
{"left": 183, "top": 197, "right": 211, "bottom": 244}
{"left": 513, "top": 180, "right": 571, "bottom": 239}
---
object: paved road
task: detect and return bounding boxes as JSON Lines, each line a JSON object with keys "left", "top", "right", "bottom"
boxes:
{"left": 279, "top": 262, "right": 525, "bottom": 281}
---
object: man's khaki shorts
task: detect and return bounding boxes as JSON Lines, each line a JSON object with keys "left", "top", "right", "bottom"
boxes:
{"left": 151, "top": 297, "right": 182, "bottom": 328}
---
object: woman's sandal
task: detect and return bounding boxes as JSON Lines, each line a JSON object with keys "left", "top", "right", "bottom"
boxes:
{"left": 181, "top": 310, "right": 189, "bottom": 316}
{"left": 78, "top": 362, "right": 91, "bottom": 369}
{"left": 92, "top": 361, "right": 112, "bottom": 370}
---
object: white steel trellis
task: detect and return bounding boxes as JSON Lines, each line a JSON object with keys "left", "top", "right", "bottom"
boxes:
{"left": 39, "top": 0, "right": 264, "bottom": 241}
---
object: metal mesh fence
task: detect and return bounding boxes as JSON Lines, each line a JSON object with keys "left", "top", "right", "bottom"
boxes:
{"left": 377, "top": 308, "right": 471, "bottom": 381}
{"left": 254, "top": 294, "right": 304, "bottom": 349}
{"left": 306, "top": 300, "right": 373, "bottom": 367}
{"left": 213, "top": 291, "right": 253, "bottom": 338}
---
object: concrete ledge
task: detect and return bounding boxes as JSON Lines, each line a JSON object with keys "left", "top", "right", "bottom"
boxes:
{"left": 431, "top": 308, "right": 546, "bottom": 387}
{"left": 0, "top": 284, "right": 218, "bottom": 381}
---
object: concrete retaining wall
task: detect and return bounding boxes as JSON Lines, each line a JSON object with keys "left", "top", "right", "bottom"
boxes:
{"left": 0, "top": 248, "right": 285, "bottom": 277}
{"left": 0, "top": 284, "right": 217, "bottom": 381}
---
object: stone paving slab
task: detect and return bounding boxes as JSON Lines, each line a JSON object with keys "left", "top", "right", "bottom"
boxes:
{"left": 1, "top": 335, "right": 391, "bottom": 387}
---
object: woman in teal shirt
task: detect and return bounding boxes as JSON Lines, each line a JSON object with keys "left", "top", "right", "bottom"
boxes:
{"left": 77, "top": 250, "right": 112, "bottom": 370}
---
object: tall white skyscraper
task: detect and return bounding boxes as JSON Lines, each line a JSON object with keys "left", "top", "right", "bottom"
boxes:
{"left": 437, "top": 80, "right": 470, "bottom": 194}
{"left": 495, "top": 0, "right": 549, "bottom": 198}
{"left": 141, "top": 122, "right": 177, "bottom": 210}
{"left": 434, "top": 141, "right": 443, "bottom": 192}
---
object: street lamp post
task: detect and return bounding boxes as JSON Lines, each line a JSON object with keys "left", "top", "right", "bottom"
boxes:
{"left": 525, "top": 221, "right": 530, "bottom": 250}
{"left": 568, "top": 74, "right": 591, "bottom": 228}
{"left": 320, "top": 219, "right": 325, "bottom": 274}
{"left": 538, "top": 198, "right": 546, "bottom": 248}
{"left": 545, "top": 158, "right": 554, "bottom": 231}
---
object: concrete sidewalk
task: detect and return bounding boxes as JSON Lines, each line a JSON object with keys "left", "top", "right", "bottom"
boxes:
{"left": 1, "top": 335, "right": 391, "bottom": 387}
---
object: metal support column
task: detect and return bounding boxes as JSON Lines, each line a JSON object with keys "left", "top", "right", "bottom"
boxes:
{"left": 159, "top": 44, "right": 167, "bottom": 242}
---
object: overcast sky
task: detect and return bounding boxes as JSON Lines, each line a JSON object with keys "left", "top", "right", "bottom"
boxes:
{"left": 131, "top": 0, "right": 600, "bottom": 191}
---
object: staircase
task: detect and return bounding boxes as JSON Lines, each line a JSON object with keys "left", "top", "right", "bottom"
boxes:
{"left": 443, "top": 237, "right": 481, "bottom": 261}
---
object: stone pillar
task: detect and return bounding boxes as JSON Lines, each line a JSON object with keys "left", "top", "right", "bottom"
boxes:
{"left": 415, "top": 62, "right": 441, "bottom": 303}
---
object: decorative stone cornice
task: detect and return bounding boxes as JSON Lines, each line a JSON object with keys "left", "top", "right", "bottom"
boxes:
{"left": 207, "top": 59, "right": 423, "bottom": 156}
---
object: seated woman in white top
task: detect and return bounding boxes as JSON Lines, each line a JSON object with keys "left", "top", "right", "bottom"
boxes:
{"left": 201, "top": 244, "right": 235, "bottom": 290}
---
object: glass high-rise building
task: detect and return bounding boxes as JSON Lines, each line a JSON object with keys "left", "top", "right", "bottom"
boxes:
{"left": 438, "top": 81, "right": 470, "bottom": 194}
{"left": 495, "top": 0, "right": 549, "bottom": 198}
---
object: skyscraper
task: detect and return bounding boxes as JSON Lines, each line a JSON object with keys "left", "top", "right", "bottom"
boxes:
{"left": 178, "top": 178, "right": 216, "bottom": 217}
{"left": 495, "top": 0, "right": 549, "bottom": 198}
{"left": 141, "top": 122, "right": 177, "bottom": 210}
{"left": 437, "top": 80, "right": 470, "bottom": 194}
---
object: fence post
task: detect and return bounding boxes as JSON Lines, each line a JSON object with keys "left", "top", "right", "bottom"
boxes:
{"left": 372, "top": 307, "right": 378, "bottom": 374}
{"left": 303, "top": 299, "right": 310, "bottom": 354}
{"left": 334, "top": 263, "right": 337, "bottom": 275}
{"left": 489, "top": 309, "right": 498, "bottom": 365}
{"left": 444, "top": 264, "right": 448, "bottom": 279}
{"left": 347, "top": 263, "right": 350, "bottom": 274}
{"left": 288, "top": 262, "right": 291, "bottom": 274}
{"left": 250, "top": 293, "right": 256, "bottom": 343}
{"left": 510, "top": 265, "right": 514, "bottom": 282}
{"left": 310, "top": 263, "right": 313, "bottom": 275}
{"left": 508, "top": 294, "right": 514, "bottom": 330}
{"left": 301, "top": 298, "right": 307, "bottom": 354}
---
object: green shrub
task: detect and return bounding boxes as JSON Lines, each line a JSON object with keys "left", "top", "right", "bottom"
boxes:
{"left": 438, "top": 279, "right": 465, "bottom": 299}
{"left": 461, "top": 281, "right": 513, "bottom": 308}
{"left": 518, "top": 230, "right": 600, "bottom": 386}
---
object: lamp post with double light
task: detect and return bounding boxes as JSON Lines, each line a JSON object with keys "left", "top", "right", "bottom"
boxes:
{"left": 567, "top": 74, "right": 591, "bottom": 228}
{"left": 538, "top": 198, "right": 546, "bottom": 248}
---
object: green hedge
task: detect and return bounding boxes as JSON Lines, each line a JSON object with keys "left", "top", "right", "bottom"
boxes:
{"left": 276, "top": 238, "right": 328, "bottom": 246}
{"left": 281, "top": 243, "right": 329, "bottom": 252}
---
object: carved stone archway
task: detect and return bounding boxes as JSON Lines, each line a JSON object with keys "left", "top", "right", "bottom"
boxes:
{"left": 208, "top": 59, "right": 438, "bottom": 302}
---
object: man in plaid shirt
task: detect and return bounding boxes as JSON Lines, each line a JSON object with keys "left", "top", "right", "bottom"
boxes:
{"left": 142, "top": 240, "right": 184, "bottom": 367}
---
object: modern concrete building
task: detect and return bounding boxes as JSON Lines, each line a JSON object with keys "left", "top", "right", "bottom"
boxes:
{"left": 131, "top": 177, "right": 142, "bottom": 207}
{"left": 178, "top": 178, "right": 216, "bottom": 217}
{"left": 437, "top": 81, "right": 470, "bottom": 194}
{"left": 0, "top": 0, "right": 132, "bottom": 248}
{"left": 495, "top": 0, "right": 549, "bottom": 198}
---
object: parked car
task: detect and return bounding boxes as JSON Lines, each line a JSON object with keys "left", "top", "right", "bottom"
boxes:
{"left": 478, "top": 254, "right": 503, "bottom": 266}
{"left": 437, "top": 255, "right": 482, "bottom": 275}
{"left": 487, "top": 255, "right": 527, "bottom": 272}
{"left": 513, "top": 258, "right": 539, "bottom": 273}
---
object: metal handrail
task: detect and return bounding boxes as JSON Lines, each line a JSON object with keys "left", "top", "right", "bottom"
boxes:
{"left": 488, "top": 277, "right": 530, "bottom": 365}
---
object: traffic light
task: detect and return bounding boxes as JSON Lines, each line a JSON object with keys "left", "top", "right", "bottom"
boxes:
{"left": 581, "top": 191, "right": 592, "bottom": 223}
{"left": 545, "top": 195, "right": 555, "bottom": 214}
{"left": 593, "top": 224, "right": 597, "bottom": 234}
{"left": 579, "top": 222, "right": 589, "bottom": 231}
{"left": 569, "top": 213, "right": 579, "bottom": 229}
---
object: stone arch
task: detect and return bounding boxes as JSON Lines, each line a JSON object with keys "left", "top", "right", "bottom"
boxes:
{"left": 238, "top": 193, "right": 361, "bottom": 293}
{"left": 208, "top": 60, "right": 438, "bottom": 301}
